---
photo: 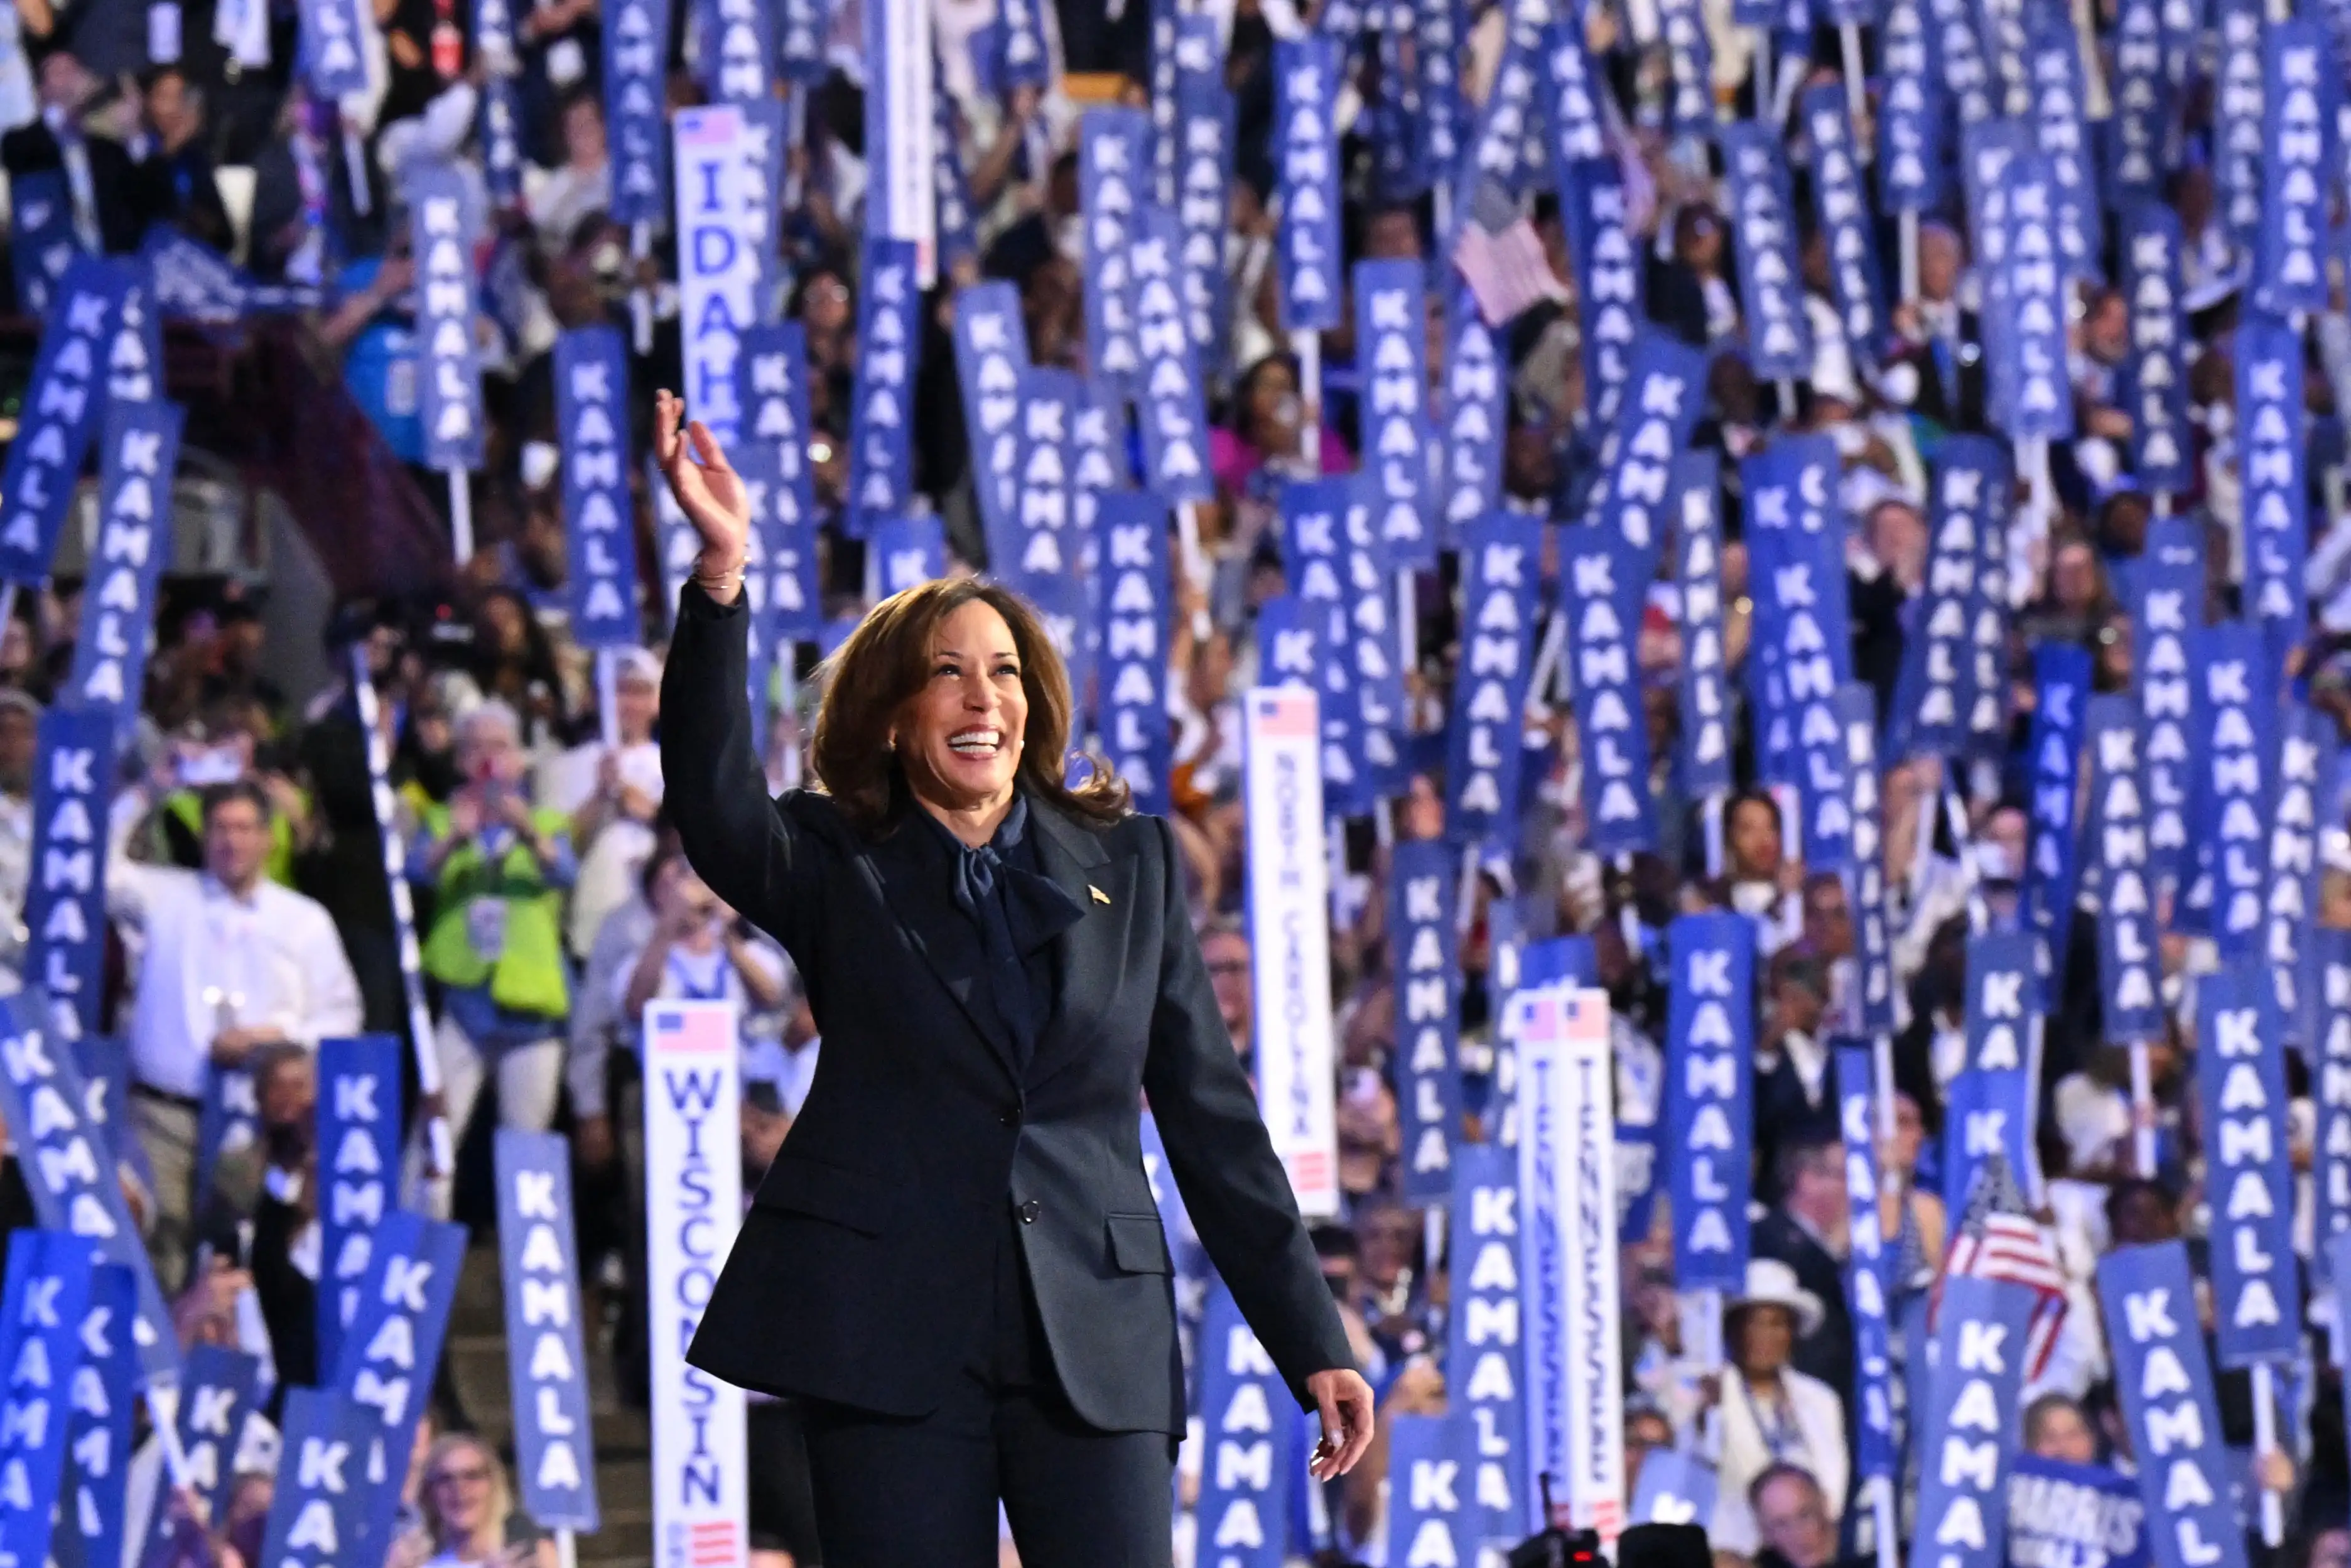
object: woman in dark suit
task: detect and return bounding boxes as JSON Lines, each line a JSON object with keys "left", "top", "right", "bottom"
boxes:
{"left": 649, "top": 392, "right": 1375, "bottom": 1566}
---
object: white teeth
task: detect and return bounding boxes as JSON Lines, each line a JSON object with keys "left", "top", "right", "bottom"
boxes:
{"left": 948, "top": 728, "right": 1002, "bottom": 754}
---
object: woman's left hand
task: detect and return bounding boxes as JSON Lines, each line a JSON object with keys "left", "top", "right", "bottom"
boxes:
{"left": 1304, "top": 1367, "right": 1377, "bottom": 1479}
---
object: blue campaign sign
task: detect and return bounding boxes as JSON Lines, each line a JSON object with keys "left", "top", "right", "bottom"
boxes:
{"left": 300, "top": 0, "right": 372, "bottom": 97}
{"left": 26, "top": 708, "right": 117, "bottom": 1042}
{"left": 932, "top": 79, "right": 978, "bottom": 273}
{"left": 1594, "top": 327, "right": 1709, "bottom": 567}
{"left": 2026, "top": 14, "right": 2100, "bottom": 284}
{"left": 1764, "top": 438, "right": 1855, "bottom": 870}
{"left": 62, "top": 399, "right": 181, "bottom": 717}
{"left": 1003, "top": 368, "right": 1078, "bottom": 588}
{"left": 2191, "top": 622, "right": 2271, "bottom": 955}
{"left": 1674, "top": 453, "right": 1734, "bottom": 800}
{"left": 2194, "top": 968, "right": 2299, "bottom": 1366}
{"left": 776, "top": 0, "right": 827, "bottom": 78}
{"left": 1964, "top": 462, "right": 2016, "bottom": 758}
{"left": 1835, "top": 687, "right": 1898, "bottom": 1038}
{"left": 1631, "top": 1448, "right": 1719, "bottom": 1526}
{"left": 1078, "top": 108, "right": 1147, "bottom": 396}
{"left": 1391, "top": 841, "right": 1461, "bottom": 1203}
{"left": 2269, "top": 706, "right": 2334, "bottom": 1047}
{"left": 1559, "top": 160, "right": 1643, "bottom": 441}
{"left": 0, "top": 258, "right": 126, "bottom": 587}
{"left": 316, "top": 1035, "right": 403, "bottom": 1380}
{"left": 1993, "top": 151, "right": 2075, "bottom": 441}
{"left": 1385, "top": 1415, "right": 1475, "bottom": 1565}
{"left": 700, "top": 0, "right": 772, "bottom": 102}
{"left": 2096, "top": 1243, "right": 2249, "bottom": 1568}
{"left": 0, "top": 994, "right": 178, "bottom": 1387}
{"left": 1273, "top": 36, "right": 1343, "bottom": 333}
{"left": 337, "top": 1210, "right": 470, "bottom": 1557}
{"left": 193, "top": 1066, "right": 259, "bottom": 1215}
{"left": 2083, "top": 696, "right": 2165, "bottom": 1044}
{"left": 995, "top": 0, "right": 1050, "bottom": 87}
{"left": 2214, "top": 0, "right": 2264, "bottom": 257}
{"left": 410, "top": 167, "right": 486, "bottom": 473}
{"left": 1444, "top": 514, "right": 1542, "bottom": 843}
{"left": 2313, "top": 929, "right": 2351, "bottom": 1279}
{"left": 107, "top": 268, "right": 159, "bottom": 410}
{"left": 1453, "top": 2, "right": 1542, "bottom": 215}
{"left": 1281, "top": 479, "right": 1364, "bottom": 814}
{"left": 2254, "top": 22, "right": 2333, "bottom": 318}
{"left": 140, "top": 1342, "right": 261, "bottom": 1564}
{"left": 871, "top": 515, "right": 946, "bottom": 597}
{"left": 1560, "top": 529, "right": 1654, "bottom": 855}
{"left": 1835, "top": 1047, "right": 1898, "bottom": 1483}
{"left": 1665, "top": 912, "right": 1754, "bottom": 1290}
{"left": 2235, "top": 315, "right": 2309, "bottom": 672}
{"left": 1172, "top": 24, "right": 1235, "bottom": 365}
{"left": 735, "top": 322, "right": 821, "bottom": 643}
{"left": 1132, "top": 206, "right": 1214, "bottom": 507}
{"left": 1718, "top": 124, "right": 1813, "bottom": 380}
{"left": 1254, "top": 596, "right": 1316, "bottom": 693}
{"left": 1415, "top": 0, "right": 1469, "bottom": 180}
{"left": 257, "top": 1388, "right": 376, "bottom": 1568}
{"left": 1096, "top": 492, "right": 1171, "bottom": 818}
{"left": 1801, "top": 85, "right": 1886, "bottom": 365}
{"left": 1192, "top": 1279, "right": 1295, "bottom": 1568}
{"left": 555, "top": 327, "right": 640, "bottom": 649}
{"left": 9, "top": 168, "right": 81, "bottom": 318}
{"left": 1964, "top": 931, "right": 2040, "bottom": 1075}
{"left": 1877, "top": 0, "right": 1947, "bottom": 211}
{"left": 2119, "top": 204, "right": 2190, "bottom": 493}
{"left": 480, "top": 77, "right": 526, "bottom": 208}
{"left": 1439, "top": 288, "right": 1506, "bottom": 549}
{"left": 1351, "top": 257, "right": 1434, "bottom": 568}
{"left": 1892, "top": 437, "right": 2001, "bottom": 760}
{"left": 603, "top": 0, "right": 673, "bottom": 225}
{"left": 1913, "top": 1275, "right": 2037, "bottom": 1568}
{"left": 494, "top": 1130, "right": 601, "bottom": 1530}
{"left": 50, "top": 1262, "right": 138, "bottom": 1568}
{"left": 2134, "top": 519, "right": 2200, "bottom": 906}
{"left": 0, "top": 1229, "right": 97, "bottom": 1568}
{"left": 953, "top": 280, "right": 1030, "bottom": 549}
{"left": 2105, "top": 0, "right": 2170, "bottom": 208}
{"left": 1942, "top": 1069, "right": 2039, "bottom": 1217}
{"left": 2019, "top": 644, "right": 2092, "bottom": 983}
{"left": 1539, "top": 21, "right": 1603, "bottom": 172}
{"left": 845, "top": 236, "right": 923, "bottom": 538}
{"left": 2006, "top": 1455, "right": 2151, "bottom": 1568}
{"left": 1446, "top": 1144, "right": 1525, "bottom": 1545}
{"left": 1339, "top": 485, "right": 1406, "bottom": 802}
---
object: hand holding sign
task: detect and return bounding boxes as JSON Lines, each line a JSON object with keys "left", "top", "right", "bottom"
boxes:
{"left": 654, "top": 389, "right": 750, "bottom": 598}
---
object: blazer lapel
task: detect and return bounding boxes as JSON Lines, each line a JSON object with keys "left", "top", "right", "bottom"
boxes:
{"left": 860, "top": 819, "right": 1022, "bottom": 1082}
{"left": 1025, "top": 804, "right": 1133, "bottom": 1089}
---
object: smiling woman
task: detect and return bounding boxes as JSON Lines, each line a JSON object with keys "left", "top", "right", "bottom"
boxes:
{"left": 648, "top": 391, "right": 1374, "bottom": 1568}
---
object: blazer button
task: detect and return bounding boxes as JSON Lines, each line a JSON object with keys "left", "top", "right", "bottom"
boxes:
{"left": 1000, "top": 1106, "right": 1022, "bottom": 1127}
{"left": 1019, "top": 1199, "right": 1040, "bottom": 1223}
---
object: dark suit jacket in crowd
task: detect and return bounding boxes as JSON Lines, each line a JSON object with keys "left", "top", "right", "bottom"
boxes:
{"left": 662, "top": 584, "right": 1354, "bottom": 1436}
{"left": 0, "top": 122, "right": 152, "bottom": 255}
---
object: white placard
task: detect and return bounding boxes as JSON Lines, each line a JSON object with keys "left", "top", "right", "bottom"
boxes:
{"left": 644, "top": 999, "right": 747, "bottom": 1568}
{"left": 1242, "top": 685, "right": 1339, "bottom": 1218}
{"left": 876, "top": 0, "right": 936, "bottom": 284}
{"left": 672, "top": 105, "right": 758, "bottom": 450}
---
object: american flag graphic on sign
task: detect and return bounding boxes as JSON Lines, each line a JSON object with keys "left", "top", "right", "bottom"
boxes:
{"left": 1254, "top": 688, "right": 1316, "bottom": 739}
{"left": 685, "top": 1521, "right": 740, "bottom": 1567}
{"left": 652, "top": 1003, "right": 735, "bottom": 1054}
{"left": 1934, "top": 1149, "right": 2070, "bottom": 1378}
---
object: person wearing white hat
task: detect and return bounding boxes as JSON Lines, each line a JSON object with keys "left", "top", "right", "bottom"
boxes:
{"left": 1700, "top": 1258, "right": 1851, "bottom": 1559}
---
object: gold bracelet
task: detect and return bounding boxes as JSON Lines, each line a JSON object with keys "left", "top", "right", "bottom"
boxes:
{"left": 692, "top": 560, "right": 745, "bottom": 593}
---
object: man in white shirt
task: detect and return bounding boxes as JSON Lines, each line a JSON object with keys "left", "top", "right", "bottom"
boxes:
{"left": 111, "top": 780, "right": 363, "bottom": 1290}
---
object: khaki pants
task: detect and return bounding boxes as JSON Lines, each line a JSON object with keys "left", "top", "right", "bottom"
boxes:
{"left": 131, "top": 1091, "right": 199, "bottom": 1294}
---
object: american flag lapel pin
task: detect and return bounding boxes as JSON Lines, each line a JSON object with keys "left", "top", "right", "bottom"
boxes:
{"left": 1089, "top": 884, "right": 1110, "bottom": 906}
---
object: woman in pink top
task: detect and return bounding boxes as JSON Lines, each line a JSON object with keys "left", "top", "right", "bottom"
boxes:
{"left": 1209, "top": 352, "right": 1354, "bottom": 495}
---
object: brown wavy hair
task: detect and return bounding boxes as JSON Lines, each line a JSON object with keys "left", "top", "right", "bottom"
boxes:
{"left": 808, "top": 576, "right": 1129, "bottom": 835}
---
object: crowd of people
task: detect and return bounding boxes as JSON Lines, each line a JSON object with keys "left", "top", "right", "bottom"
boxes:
{"left": 0, "top": 0, "right": 2346, "bottom": 1564}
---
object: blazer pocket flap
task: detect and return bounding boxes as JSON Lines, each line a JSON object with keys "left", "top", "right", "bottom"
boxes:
{"left": 751, "top": 1154, "right": 900, "bottom": 1237}
{"left": 1106, "top": 1211, "right": 1172, "bottom": 1275}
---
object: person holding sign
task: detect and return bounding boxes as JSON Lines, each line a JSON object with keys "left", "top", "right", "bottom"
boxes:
{"left": 649, "top": 391, "right": 1373, "bottom": 1566}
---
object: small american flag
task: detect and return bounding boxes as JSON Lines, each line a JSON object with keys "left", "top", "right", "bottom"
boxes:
{"left": 1254, "top": 689, "right": 1316, "bottom": 739}
{"left": 1451, "top": 214, "right": 1568, "bottom": 328}
{"left": 684, "top": 1520, "right": 740, "bottom": 1567}
{"left": 1933, "top": 1149, "right": 2070, "bottom": 1379}
{"left": 649, "top": 1002, "right": 735, "bottom": 1056}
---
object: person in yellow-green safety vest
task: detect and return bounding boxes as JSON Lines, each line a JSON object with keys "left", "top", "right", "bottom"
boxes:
{"left": 409, "top": 697, "right": 575, "bottom": 1218}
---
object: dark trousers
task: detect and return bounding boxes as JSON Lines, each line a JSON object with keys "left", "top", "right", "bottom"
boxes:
{"left": 797, "top": 1201, "right": 1177, "bottom": 1567}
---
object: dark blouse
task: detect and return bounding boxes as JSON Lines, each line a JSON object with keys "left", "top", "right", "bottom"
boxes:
{"left": 915, "top": 792, "right": 1084, "bottom": 1068}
